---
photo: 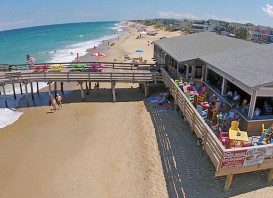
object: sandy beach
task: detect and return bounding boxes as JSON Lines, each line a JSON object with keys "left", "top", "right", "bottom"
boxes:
{"left": 0, "top": 23, "right": 179, "bottom": 198}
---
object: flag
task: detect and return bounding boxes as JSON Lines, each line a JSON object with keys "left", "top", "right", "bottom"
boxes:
{"left": 27, "top": 54, "right": 35, "bottom": 66}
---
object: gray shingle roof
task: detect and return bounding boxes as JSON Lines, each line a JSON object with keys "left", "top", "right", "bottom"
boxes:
{"left": 201, "top": 44, "right": 273, "bottom": 89}
{"left": 154, "top": 32, "right": 273, "bottom": 88}
{"left": 154, "top": 32, "right": 258, "bottom": 62}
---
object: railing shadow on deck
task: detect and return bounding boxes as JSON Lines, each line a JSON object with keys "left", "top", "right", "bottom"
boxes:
{"left": 1, "top": 87, "right": 145, "bottom": 109}
{"left": 144, "top": 83, "right": 272, "bottom": 198}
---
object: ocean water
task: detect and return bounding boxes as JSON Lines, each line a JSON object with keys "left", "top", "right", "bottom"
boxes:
{"left": 0, "top": 21, "right": 125, "bottom": 64}
{"left": 0, "top": 21, "right": 126, "bottom": 128}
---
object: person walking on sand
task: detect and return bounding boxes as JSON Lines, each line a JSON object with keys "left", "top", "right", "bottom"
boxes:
{"left": 56, "top": 93, "right": 62, "bottom": 109}
{"left": 51, "top": 96, "right": 57, "bottom": 112}
{"left": 94, "top": 82, "right": 100, "bottom": 96}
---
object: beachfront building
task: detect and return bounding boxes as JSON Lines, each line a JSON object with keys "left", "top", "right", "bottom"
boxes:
{"left": 251, "top": 25, "right": 273, "bottom": 43}
{"left": 153, "top": 32, "right": 273, "bottom": 134}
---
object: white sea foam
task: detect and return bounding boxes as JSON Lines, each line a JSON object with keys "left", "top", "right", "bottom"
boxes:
{"left": 0, "top": 108, "right": 23, "bottom": 129}
{"left": 48, "top": 34, "right": 120, "bottom": 63}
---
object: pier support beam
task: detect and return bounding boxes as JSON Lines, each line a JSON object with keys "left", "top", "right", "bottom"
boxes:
{"left": 224, "top": 174, "right": 233, "bottom": 192}
{"left": 89, "top": 81, "right": 91, "bottom": 91}
{"left": 2, "top": 85, "right": 8, "bottom": 107}
{"left": 144, "top": 82, "right": 149, "bottom": 98}
{"left": 61, "top": 82, "right": 64, "bottom": 95}
{"left": 30, "top": 82, "right": 34, "bottom": 101}
{"left": 79, "top": 82, "right": 85, "bottom": 101}
{"left": 86, "top": 82, "right": 89, "bottom": 95}
{"left": 24, "top": 83, "right": 30, "bottom": 107}
{"left": 54, "top": 82, "right": 57, "bottom": 98}
{"left": 141, "top": 83, "right": 144, "bottom": 92}
{"left": 111, "top": 82, "right": 116, "bottom": 103}
{"left": 48, "top": 82, "right": 52, "bottom": 106}
{"left": 12, "top": 81, "right": 16, "bottom": 100}
{"left": 36, "top": 82, "right": 39, "bottom": 95}
{"left": 19, "top": 83, "right": 23, "bottom": 94}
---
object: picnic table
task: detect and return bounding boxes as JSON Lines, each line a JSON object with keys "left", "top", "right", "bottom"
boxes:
{"left": 229, "top": 130, "right": 249, "bottom": 148}
{"left": 72, "top": 64, "right": 86, "bottom": 71}
{"left": 34, "top": 65, "right": 48, "bottom": 72}
{"left": 49, "top": 64, "right": 64, "bottom": 72}
{"left": 89, "top": 63, "right": 105, "bottom": 72}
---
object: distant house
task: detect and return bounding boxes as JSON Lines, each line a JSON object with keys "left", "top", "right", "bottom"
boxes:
{"left": 263, "top": 28, "right": 273, "bottom": 43}
{"left": 251, "top": 26, "right": 269, "bottom": 42}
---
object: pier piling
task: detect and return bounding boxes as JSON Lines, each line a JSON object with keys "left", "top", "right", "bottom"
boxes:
{"left": 36, "top": 82, "right": 39, "bottom": 95}
{"left": 79, "top": 82, "right": 85, "bottom": 101}
{"left": 24, "top": 83, "right": 30, "bottom": 107}
{"left": 48, "top": 82, "right": 52, "bottom": 106}
{"left": 111, "top": 82, "right": 116, "bottom": 103}
{"left": 19, "top": 83, "right": 23, "bottom": 94}
{"left": 54, "top": 82, "right": 57, "bottom": 98}
{"left": 12, "top": 81, "right": 16, "bottom": 100}
{"left": 30, "top": 82, "right": 34, "bottom": 101}
{"left": 86, "top": 82, "right": 89, "bottom": 94}
{"left": 2, "top": 85, "right": 8, "bottom": 107}
{"left": 61, "top": 82, "right": 64, "bottom": 95}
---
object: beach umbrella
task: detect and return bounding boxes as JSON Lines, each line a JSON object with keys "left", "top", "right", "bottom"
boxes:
{"left": 91, "top": 52, "right": 106, "bottom": 61}
{"left": 136, "top": 50, "right": 144, "bottom": 58}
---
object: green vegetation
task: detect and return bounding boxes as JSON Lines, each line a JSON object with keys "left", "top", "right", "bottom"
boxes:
{"left": 235, "top": 29, "right": 250, "bottom": 40}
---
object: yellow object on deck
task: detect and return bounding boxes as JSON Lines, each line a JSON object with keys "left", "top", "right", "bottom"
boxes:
{"left": 49, "top": 64, "right": 64, "bottom": 71}
{"left": 229, "top": 130, "right": 248, "bottom": 142}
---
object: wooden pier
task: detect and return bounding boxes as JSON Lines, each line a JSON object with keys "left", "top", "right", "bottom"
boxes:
{"left": 0, "top": 62, "right": 163, "bottom": 106}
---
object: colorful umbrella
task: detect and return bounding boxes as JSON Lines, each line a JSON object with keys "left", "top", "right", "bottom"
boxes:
{"left": 91, "top": 52, "right": 106, "bottom": 61}
{"left": 91, "top": 52, "right": 106, "bottom": 57}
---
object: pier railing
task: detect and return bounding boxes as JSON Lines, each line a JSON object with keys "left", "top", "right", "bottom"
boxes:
{"left": 161, "top": 68, "right": 273, "bottom": 190}
{"left": 0, "top": 62, "right": 164, "bottom": 72}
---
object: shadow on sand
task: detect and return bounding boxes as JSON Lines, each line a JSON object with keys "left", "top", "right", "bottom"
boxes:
{"left": 144, "top": 83, "right": 273, "bottom": 198}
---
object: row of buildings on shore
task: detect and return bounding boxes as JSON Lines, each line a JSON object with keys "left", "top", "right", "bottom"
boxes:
{"left": 141, "top": 18, "right": 273, "bottom": 43}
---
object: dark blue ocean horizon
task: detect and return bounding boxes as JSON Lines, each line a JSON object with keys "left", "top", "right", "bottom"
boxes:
{"left": 0, "top": 21, "right": 124, "bottom": 64}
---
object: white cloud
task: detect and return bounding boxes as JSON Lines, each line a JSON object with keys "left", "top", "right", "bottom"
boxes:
{"left": 158, "top": 11, "right": 182, "bottom": 18}
{"left": 204, "top": 14, "right": 250, "bottom": 24}
{"left": 157, "top": 11, "right": 199, "bottom": 20}
{"left": 262, "top": 4, "right": 273, "bottom": 17}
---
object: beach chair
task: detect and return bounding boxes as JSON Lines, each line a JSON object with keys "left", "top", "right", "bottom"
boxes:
{"left": 229, "top": 121, "right": 240, "bottom": 132}
{"left": 185, "top": 92, "right": 194, "bottom": 104}
{"left": 197, "top": 105, "right": 208, "bottom": 119}
{"left": 251, "top": 133, "right": 266, "bottom": 146}
{"left": 219, "top": 127, "right": 230, "bottom": 148}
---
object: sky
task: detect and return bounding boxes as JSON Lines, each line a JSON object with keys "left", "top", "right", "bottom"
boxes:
{"left": 0, "top": 0, "right": 273, "bottom": 31}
